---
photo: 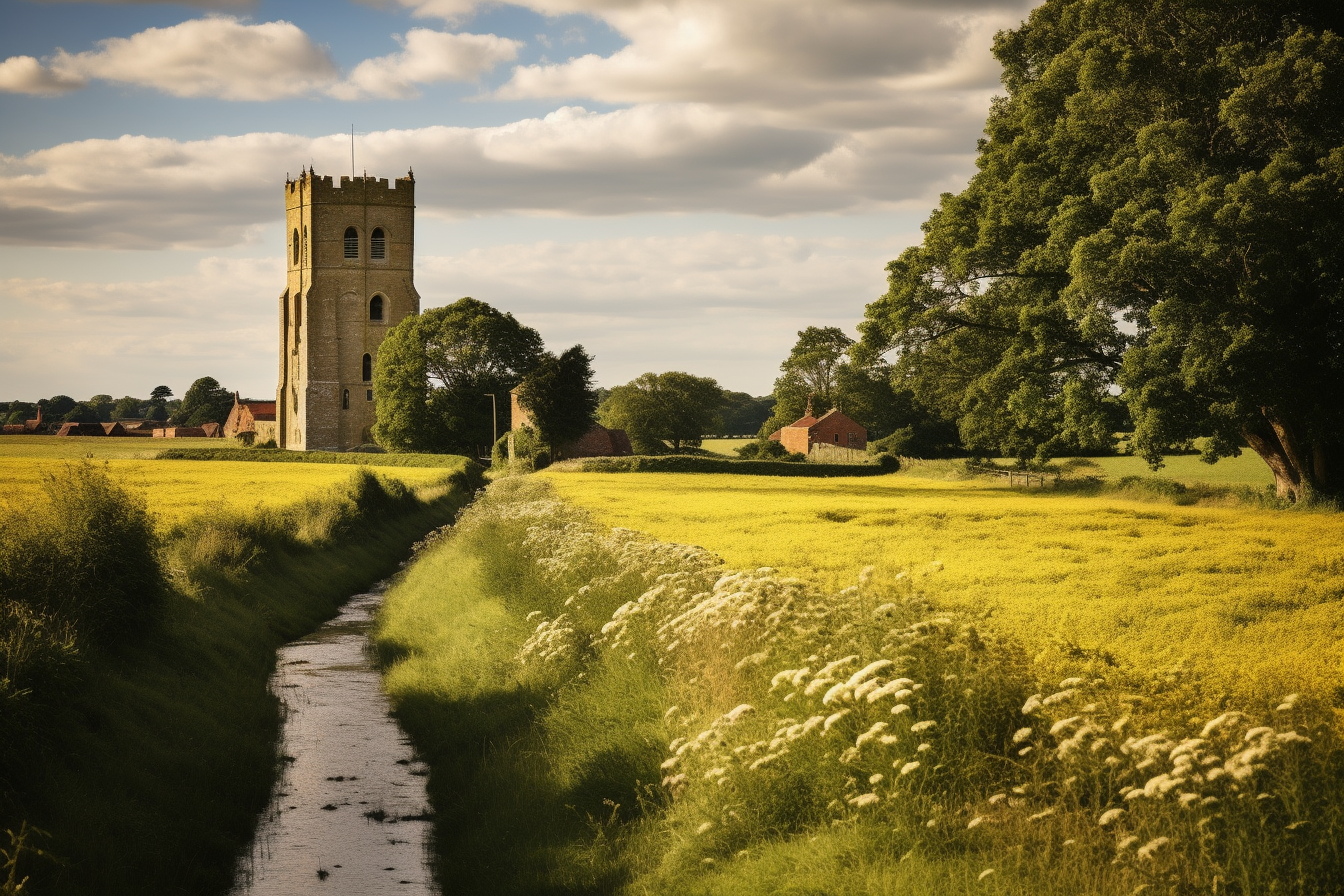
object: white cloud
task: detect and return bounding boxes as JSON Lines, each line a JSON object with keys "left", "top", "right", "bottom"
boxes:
{"left": 0, "top": 17, "right": 337, "bottom": 100}
{"left": 0, "top": 17, "right": 518, "bottom": 101}
{"left": 1, "top": 105, "right": 962, "bottom": 248}
{"left": 0, "top": 55, "right": 86, "bottom": 96}
{"left": 0, "top": 231, "right": 912, "bottom": 398}
{"left": 333, "top": 29, "right": 522, "bottom": 99}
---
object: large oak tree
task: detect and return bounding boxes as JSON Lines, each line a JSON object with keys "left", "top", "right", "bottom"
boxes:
{"left": 860, "top": 0, "right": 1344, "bottom": 501}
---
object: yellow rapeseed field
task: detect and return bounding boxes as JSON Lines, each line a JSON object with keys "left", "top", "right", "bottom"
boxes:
{"left": 0, "top": 437, "right": 452, "bottom": 526}
{"left": 543, "top": 471, "right": 1344, "bottom": 702}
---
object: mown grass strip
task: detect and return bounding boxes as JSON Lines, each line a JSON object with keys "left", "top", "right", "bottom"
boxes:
{"left": 155, "top": 447, "right": 469, "bottom": 467}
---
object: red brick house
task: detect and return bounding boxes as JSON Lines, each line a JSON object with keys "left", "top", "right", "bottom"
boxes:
{"left": 769, "top": 408, "right": 867, "bottom": 454}
{"left": 508, "top": 388, "right": 632, "bottom": 460}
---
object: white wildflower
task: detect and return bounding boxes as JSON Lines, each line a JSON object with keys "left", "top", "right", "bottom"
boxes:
{"left": 1200, "top": 712, "right": 1244, "bottom": 738}
{"left": 1021, "top": 694, "right": 1043, "bottom": 715}
{"left": 987, "top": 793, "right": 1006, "bottom": 805}
{"left": 1136, "top": 837, "right": 1169, "bottom": 860}
{"left": 917, "top": 743, "right": 933, "bottom": 753}
{"left": 977, "top": 869, "right": 995, "bottom": 881}
{"left": 891, "top": 703, "right": 911, "bottom": 716}
{"left": 869, "top": 773, "right": 885, "bottom": 785}
{"left": 899, "top": 761, "right": 921, "bottom": 775}
{"left": 911, "top": 720, "right": 937, "bottom": 734}
{"left": 823, "top": 710, "right": 851, "bottom": 732}
{"left": 848, "top": 793, "right": 879, "bottom": 808}
{"left": 967, "top": 816, "right": 985, "bottom": 829}
{"left": 1117, "top": 836, "right": 1139, "bottom": 851}
{"left": 696, "top": 822, "right": 714, "bottom": 835}
{"left": 1042, "top": 688, "right": 1078, "bottom": 706}
{"left": 721, "top": 704, "right": 755, "bottom": 724}
{"left": 1049, "top": 716, "right": 1081, "bottom": 736}
{"left": 1028, "top": 807, "right": 1056, "bottom": 822}
{"left": 1098, "top": 808, "right": 1124, "bottom": 826}
{"left": 1012, "top": 727, "right": 1033, "bottom": 744}
{"left": 846, "top": 659, "right": 894, "bottom": 687}
{"left": 1059, "top": 677, "right": 1084, "bottom": 688}
{"left": 855, "top": 722, "right": 889, "bottom": 748}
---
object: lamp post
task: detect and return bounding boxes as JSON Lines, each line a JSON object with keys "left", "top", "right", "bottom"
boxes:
{"left": 485, "top": 393, "right": 498, "bottom": 447}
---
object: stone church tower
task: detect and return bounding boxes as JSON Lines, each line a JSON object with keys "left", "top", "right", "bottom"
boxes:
{"left": 277, "top": 169, "right": 419, "bottom": 450}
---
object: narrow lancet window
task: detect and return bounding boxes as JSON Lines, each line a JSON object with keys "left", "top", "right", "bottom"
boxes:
{"left": 369, "top": 295, "right": 384, "bottom": 321}
{"left": 342, "top": 389, "right": 350, "bottom": 410}
{"left": 294, "top": 294, "right": 302, "bottom": 329}
{"left": 344, "top": 226, "right": 359, "bottom": 259}
{"left": 362, "top": 353, "right": 372, "bottom": 382}
{"left": 292, "top": 229, "right": 300, "bottom": 264}
{"left": 371, "top": 228, "right": 386, "bottom": 259}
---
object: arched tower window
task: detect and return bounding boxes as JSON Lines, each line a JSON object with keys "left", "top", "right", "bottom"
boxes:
{"left": 294, "top": 294, "right": 302, "bottom": 328}
{"left": 344, "top": 226, "right": 359, "bottom": 259}
{"left": 369, "top": 295, "right": 384, "bottom": 321}
{"left": 371, "top": 227, "right": 386, "bottom": 259}
{"left": 342, "top": 389, "right": 350, "bottom": 410}
{"left": 362, "top": 353, "right": 372, "bottom": 382}
{"left": 292, "top": 229, "right": 300, "bottom": 264}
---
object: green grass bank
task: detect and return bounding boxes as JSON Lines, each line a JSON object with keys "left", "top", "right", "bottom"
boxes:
{"left": 1, "top": 459, "right": 481, "bottom": 895}
{"left": 375, "top": 476, "right": 1343, "bottom": 896}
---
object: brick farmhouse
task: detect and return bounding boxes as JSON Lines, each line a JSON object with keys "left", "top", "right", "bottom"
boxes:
{"left": 769, "top": 408, "right": 868, "bottom": 454}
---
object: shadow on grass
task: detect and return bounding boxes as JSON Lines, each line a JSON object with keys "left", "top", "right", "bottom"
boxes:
{"left": 392, "top": 685, "right": 646, "bottom": 896}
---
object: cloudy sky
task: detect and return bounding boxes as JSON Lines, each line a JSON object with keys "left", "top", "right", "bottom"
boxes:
{"left": 1, "top": 0, "right": 1035, "bottom": 401}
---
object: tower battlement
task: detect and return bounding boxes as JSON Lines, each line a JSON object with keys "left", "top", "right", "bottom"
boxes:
{"left": 285, "top": 169, "right": 415, "bottom": 206}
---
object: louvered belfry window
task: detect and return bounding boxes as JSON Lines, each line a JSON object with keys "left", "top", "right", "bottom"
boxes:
{"left": 344, "top": 226, "right": 359, "bottom": 258}
{"left": 371, "top": 227, "right": 386, "bottom": 259}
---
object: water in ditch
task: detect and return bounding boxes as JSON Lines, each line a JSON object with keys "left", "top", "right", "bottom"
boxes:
{"left": 231, "top": 590, "right": 436, "bottom": 895}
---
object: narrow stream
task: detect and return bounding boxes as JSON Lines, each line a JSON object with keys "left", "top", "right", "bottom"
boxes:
{"left": 231, "top": 590, "right": 437, "bottom": 895}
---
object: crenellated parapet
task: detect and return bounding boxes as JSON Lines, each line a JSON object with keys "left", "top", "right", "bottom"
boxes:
{"left": 285, "top": 168, "right": 415, "bottom": 207}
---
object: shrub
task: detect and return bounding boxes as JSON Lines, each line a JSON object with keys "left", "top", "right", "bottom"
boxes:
{"left": 0, "top": 463, "right": 163, "bottom": 643}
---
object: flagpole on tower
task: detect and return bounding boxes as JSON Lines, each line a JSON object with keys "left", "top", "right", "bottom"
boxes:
{"left": 350, "top": 124, "right": 355, "bottom": 179}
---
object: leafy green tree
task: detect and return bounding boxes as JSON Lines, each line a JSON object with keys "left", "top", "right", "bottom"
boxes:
{"left": 86, "top": 395, "right": 115, "bottom": 423}
{"left": 147, "top": 385, "right": 172, "bottom": 422}
{"left": 173, "top": 377, "right": 232, "bottom": 427}
{"left": 718, "top": 392, "right": 775, "bottom": 437}
{"left": 598, "top": 372, "right": 725, "bottom": 453}
{"left": 41, "top": 396, "right": 76, "bottom": 419}
{"left": 111, "top": 396, "right": 142, "bottom": 419}
{"left": 62, "top": 403, "right": 99, "bottom": 424}
{"left": 516, "top": 345, "right": 599, "bottom": 459}
{"left": 373, "top": 298, "right": 546, "bottom": 454}
{"left": 4, "top": 402, "right": 35, "bottom": 425}
{"left": 860, "top": 0, "right": 1344, "bottom": 499}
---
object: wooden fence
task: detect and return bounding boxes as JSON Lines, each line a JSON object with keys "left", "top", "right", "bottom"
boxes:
{"left": 965, "top": 464, "right": 1059, "bottom": 487}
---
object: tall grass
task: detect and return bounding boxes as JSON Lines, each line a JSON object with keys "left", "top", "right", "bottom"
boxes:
{"left": 0, "top": 460, "right": 480, "bottom": 894}
{"left": 377, "top": 477, "right": 1343, "bottom": 895}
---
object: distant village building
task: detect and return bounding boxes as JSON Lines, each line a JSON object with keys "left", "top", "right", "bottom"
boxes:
{"left": 55, "top": 421, "right": 106, "bottom": 437}
{"left": 769, "top": 406, "right": 868, "bottom": 454}
{"left": 507, "top": 388, "right": 633, "bottom": 460}
{"left": 1, "top": 406, "right": 48, "bottom": 435}
{"left": 224, "top": 394, "right": 278, "bottom": 444}
{"left": 275, "top": 169, "right": 419, "bottom": 451}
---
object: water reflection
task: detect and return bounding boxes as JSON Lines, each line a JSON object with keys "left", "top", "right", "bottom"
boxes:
{"left": 232, "top": 591, "right": 435, "bottom": 895}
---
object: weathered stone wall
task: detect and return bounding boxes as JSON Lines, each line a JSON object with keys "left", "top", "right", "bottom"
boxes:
{"left": 277, "top": 171, "right": 419, "bottom": 451}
